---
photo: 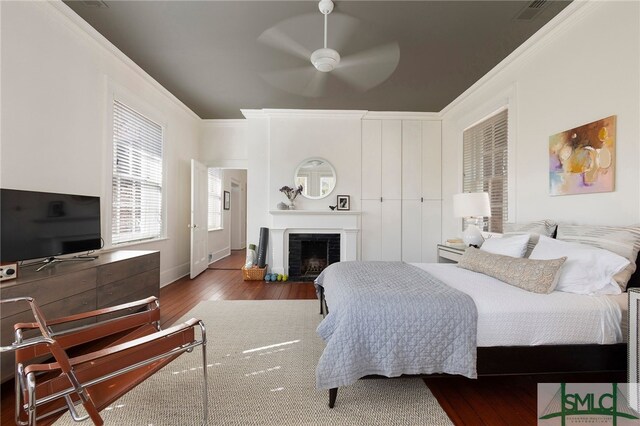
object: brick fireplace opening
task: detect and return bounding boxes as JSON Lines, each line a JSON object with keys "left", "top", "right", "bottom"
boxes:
{"left": 288, "top": 233, "right": 340, "bottom": 281}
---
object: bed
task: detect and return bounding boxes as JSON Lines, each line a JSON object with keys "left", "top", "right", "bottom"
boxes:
{"left": 315, "top": 225, "right": 639, "bottom": 408}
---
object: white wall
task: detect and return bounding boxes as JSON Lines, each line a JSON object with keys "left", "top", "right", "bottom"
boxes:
{"left": 268, "top": 115, "right": 362, "bottom": 212}
{"left": 1, "top": 1, "right": 201, "bottom": 286}
{"left": 441, "top": 1, "right": 640, "bottom": 240}
{"left": 200, "top": 120, "right": 248, "bottom": 168}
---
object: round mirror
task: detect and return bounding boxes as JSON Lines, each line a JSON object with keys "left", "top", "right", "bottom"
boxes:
{"left": 294, "top": 158, "right": 337, "bottom": 199}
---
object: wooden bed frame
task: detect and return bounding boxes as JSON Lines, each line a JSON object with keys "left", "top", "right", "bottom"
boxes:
{"left": 319, "top": 256, "right": 638, "bottom": 408}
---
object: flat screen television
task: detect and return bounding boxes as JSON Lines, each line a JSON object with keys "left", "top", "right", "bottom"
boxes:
{"left": 1, "top": 188, "right": 101, "bottom": 263}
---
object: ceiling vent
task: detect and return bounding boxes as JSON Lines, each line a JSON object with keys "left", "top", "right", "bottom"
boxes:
{"left": 81, "top": 0, "right": 109, "bottom": 8}
{"left": 515, "top": 0, "right": 548, "bottom": 21}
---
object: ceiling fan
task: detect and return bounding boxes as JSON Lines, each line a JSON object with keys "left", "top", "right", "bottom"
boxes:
{"left": 257, "top": 0, "right": 400, "bottom": 98}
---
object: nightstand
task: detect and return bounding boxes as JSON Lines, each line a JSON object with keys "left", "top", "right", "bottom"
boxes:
{"left": 437, "top": 244, "right": 466, "bottom": 264}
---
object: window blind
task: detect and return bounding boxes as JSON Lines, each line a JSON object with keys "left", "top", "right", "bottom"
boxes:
{"left": 208, "top": 168, "right": 222, "bottom": 230}
{"left": 463, "top": 109, "right": 508, "bottom": 233}
{"left": 112, "top": 100, "right": 164, "bottom": 244}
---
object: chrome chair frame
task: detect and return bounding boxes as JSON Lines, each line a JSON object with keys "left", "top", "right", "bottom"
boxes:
{"left": 0, "top": 296, "right": 208, "bottom": 426}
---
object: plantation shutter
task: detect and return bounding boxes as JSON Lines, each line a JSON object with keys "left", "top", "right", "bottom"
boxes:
{"left": 112, "top": 100, "right": 164, "bottom": 244}
{"left": 463, "top": 109, "right": 508, "bottom": 233}
{"left": 208, "top": 168, "right": 223, "bottom": 230}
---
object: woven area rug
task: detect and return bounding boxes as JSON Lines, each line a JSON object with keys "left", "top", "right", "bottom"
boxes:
{"left": 54, "top": 300, "right": 452, "bottom": 425}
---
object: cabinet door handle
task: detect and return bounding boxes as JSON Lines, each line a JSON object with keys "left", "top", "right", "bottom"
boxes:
{"left": 421, "top": 197, "right": 424, "bottom": 202}
{"left": 380, "top": 197, "right": 383, "bottom": 202}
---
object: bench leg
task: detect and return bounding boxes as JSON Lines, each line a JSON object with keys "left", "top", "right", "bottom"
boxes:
{"left": 329, "top": 388, "right": 338, "bottom": 408}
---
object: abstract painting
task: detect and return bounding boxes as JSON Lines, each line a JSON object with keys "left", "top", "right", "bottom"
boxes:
{"left": 549, "top": 115, "right": 616, "bottom": 196}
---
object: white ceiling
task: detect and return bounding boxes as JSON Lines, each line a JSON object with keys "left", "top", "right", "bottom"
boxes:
{"left": 65, "top": 0, "right": 571, "bottom": 119}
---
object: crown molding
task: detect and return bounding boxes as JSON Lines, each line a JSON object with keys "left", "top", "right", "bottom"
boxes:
{"left": 363, "top": 111, "right": 440, "bottom": 121}
{"left": 439, "top": 0, "right": 597, "bottom": 117}
{"left": 201, "top": 119, "right": 248, "bottom": 128}
{"left": 44, "top": 1, "right": 200, "bottom": 121}
{"left": 241, "top": 109, "right": 367, "bottom": 119}
{"left": 240, "top": 109, "right": 266, "bottom": 119}
{"left": 263, "top": 109, "right": 368, "bottom": 119}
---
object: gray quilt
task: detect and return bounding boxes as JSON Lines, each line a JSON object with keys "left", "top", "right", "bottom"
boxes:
{"left": 315, "top": 261, "right": 478, "bottom": 390}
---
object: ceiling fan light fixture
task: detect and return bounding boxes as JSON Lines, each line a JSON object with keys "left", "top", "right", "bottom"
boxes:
{"left": 311, "top": 48, "right": 341, "bottom": 72}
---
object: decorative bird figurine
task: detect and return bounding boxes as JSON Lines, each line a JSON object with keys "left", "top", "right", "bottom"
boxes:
{"left": 329, "top": 205, "right": 337, "bottom": 211}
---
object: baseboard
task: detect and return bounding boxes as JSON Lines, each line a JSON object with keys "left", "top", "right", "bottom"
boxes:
{"left": 160, "top": 262, "right": 190, "bottom": 288}
{"left": 209, "top": 246, "right": 231, "bottom": 265}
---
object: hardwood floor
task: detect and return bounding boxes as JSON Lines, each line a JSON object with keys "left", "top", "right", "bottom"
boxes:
{"left": 0, "top": 250, "right": 623, "bottom": 425}
{"left": 159, "top": 250, "right": 318, "bottom": 327}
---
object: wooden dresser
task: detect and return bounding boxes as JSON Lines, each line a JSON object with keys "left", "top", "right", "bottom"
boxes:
{"left": 0, "top": 250, "right": 160, "bottom": 382}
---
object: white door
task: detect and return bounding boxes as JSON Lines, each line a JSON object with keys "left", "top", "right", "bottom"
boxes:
{"left": 361, "top": 199, "right": 382, "bottom": 261}
{"left": 402, "top": 120, "right": 422, "bottom": 199}
{"left": 381, "top": 199, "right": 402, "bottom": 261}
{"left": 421, "top": 120, "right": 442, "bottom": 199}
{"left": 422, "top": 200, "right": 442, "bottom": 263}
{"left": 381, "top": 120, "right": 402, "bottom": 200}
{"left": 362, "top": 120, "right": 382, "bottom": 200}
{"left": 190, "top": 159, "right": 208, "bottom": 279}
{"left": 402, "top": 199, "right": 422, "bottom": 263}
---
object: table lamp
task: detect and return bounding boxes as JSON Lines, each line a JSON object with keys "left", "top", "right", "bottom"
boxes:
{"left": 453, "top": 192, "right": 491, "bottom": 247}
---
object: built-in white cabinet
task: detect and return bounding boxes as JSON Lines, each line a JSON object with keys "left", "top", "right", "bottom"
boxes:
{"left": 362, "top": 120, "right": 403, "bottom": 261}
{"left": 361, "top": 118, "right": 442, "bottom": 263}
{"left": 381, "top": 120, "right": 402, "bottom": 200}
{"left": 362, "top": 120, "right": 382, "bottom": 200}
{"left": 362, "top": 198, "right": 402, "bottom": 261}
{"left": 421, "top": 199, "right": 442, "bottom": 262}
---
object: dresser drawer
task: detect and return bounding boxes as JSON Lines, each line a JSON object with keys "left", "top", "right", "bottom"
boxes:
{"left": 97, "top": 268, "right": 159, "bottom": 308}
{"left": 0, "top": 269, "right": 96, "bottom": 319}
{"left": 0, "top": 289, "right": 96, "bottom": 382}
{"left": 97, "top": 252, "right": 160, "bottom": 286}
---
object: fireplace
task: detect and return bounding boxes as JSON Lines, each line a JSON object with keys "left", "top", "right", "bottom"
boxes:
{"left": 268, "top": 210, "right": 360, "bottom": 276}
{"left": 288, "top": 233, "right": 340, "bottom": 281}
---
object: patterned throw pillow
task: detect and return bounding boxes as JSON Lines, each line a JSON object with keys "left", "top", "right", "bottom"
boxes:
{"left": 458, "top": 247, "right": 566, "bottom": 294}
{"left": 556, "top": 224, "right": 640, "bottom": 291}
{"left": 502, "top": 220, "right": 558, "bottom": 257}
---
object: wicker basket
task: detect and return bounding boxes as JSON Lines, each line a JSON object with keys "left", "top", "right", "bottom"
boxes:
{"left": 242, "top": 265, "right": 267, "bottom": 281}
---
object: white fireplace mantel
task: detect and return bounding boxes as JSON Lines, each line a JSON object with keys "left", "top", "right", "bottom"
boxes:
{"left": 268, "top": 210, "right": 361, "bottom": 275}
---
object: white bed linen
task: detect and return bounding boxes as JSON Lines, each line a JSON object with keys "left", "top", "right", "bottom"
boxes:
{"left": 411, "top": 263, "right": 626, "bottom": 347}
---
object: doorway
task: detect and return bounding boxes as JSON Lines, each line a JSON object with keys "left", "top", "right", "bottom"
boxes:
{"left": 230, "top": 180, "right": 246, "bottom": 250}
{"left": 202, "top": 168, "right": 247, "bottom": 270}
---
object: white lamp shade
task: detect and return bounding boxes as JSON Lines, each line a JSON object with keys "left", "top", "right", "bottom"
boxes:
{"left": 453, "top": 192, "right": 491, "bottom": 218}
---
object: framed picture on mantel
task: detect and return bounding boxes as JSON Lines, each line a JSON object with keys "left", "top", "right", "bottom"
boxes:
{"left": 336, "top": 195, "right": 350, "bottom": 211}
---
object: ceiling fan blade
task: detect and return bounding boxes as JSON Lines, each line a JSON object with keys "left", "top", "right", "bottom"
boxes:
{"left": 261, "top": 66, "right": 328, "bottom": 98}
{"left": 332, "top": 42, "right": 400, "bottom": 91}
{"left": 303, "top": 70, "right": 329, "bottom": 98}
{"left": 257, "top": 26, "right": 313, "bottom": 62}
{"left": 325, "top": 13, "right": 360, "bottom": 53}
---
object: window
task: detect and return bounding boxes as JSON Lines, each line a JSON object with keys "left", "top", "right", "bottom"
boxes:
{"left": 111, "top": 100, "right": 164, "bottom": 244}
{"left": 295, "top": 176, "right": 308, "bottom": 191}
{"left": 208, "top": 168, "right": 223, "bottom": 230}
{"left": 463, "top": 109, "right": 508, "bottom": 233}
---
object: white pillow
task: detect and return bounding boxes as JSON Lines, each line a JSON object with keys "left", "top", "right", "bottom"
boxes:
{"left": 529, "top": 235, "right": 629, "bottom": 295}
{"left": 480, "top": 234, "right": 530, "bottom": 258}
